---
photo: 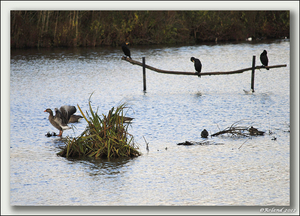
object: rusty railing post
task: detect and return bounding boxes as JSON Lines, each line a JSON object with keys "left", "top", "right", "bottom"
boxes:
{"left": 143, "top": 57, "right": 146, "bottom": 91}
{"left": 251, "top": 55, "right": 256, "bottom": 92}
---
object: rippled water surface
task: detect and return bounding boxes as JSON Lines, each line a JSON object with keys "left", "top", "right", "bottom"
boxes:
{"left": 10, "top": 40, "right": 290, "bottom": 206}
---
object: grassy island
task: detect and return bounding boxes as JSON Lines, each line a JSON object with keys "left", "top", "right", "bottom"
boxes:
{"left": 58, "top": 98, "right": 140, "bottom": 159}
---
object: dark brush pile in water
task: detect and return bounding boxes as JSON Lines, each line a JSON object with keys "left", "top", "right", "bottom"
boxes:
{"left": 211, "top": 124, "right": 265, "bottom": 137}
{"left": 177, "top": 140, "right": 224, "bottom": 146}
{"left": 177, "top": 121, "right": 265, "bottom": 146}
{"left": 57, "top": 100, "right": 141, "bottom": 159}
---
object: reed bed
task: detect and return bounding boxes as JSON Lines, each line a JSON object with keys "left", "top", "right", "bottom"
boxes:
{"left": 57, "top": 99, "right": 141, "bottom": 159}
{"left": 11, "top": 11, "right": 289, "bottom": 48}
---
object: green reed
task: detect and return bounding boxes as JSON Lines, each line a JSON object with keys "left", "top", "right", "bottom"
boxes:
{"left": 57, "top": 98, "right": 141, "bottom": 159}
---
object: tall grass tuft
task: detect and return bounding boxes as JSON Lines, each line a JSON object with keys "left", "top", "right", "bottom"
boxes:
{"left": 57, "top": 98, "right": 141, "bottom": 159}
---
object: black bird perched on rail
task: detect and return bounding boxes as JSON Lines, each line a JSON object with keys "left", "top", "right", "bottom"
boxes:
{"left": 260, "top": 50, "right": 269, "bottom": 70}
{"left": 122, "top": 42, "right": 132, "bottom": 59}
{"left": 190, "top": 57, "right": 202, "bottom": 77}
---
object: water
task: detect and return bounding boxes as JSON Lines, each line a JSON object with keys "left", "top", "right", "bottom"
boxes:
{"left": 10, "top": 40, "right": 290, "bottom": 206}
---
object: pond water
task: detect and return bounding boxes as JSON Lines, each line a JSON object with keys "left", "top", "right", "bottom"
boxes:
{"left": 10, "top": 39, "right": 290, "bottom": 206}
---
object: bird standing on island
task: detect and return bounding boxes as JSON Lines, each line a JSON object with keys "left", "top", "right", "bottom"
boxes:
{"left": 122, "top": 116, "right": 134, "bottom": 123}
{"left": 55, "top": 107, "right": 83, "bottom": 123}
{"left": 44, "top": 105, "right": 77, "bottom": 137}
{"left": 122, "top": 42, "right": 132, "bottom": 59}
{"left": 68, "top": 114, "right": 84, "bottom": 123}
{"left": 260, "top": 50, "right": 269, "bottom": 70}
{"left": 190, "top": 57, "right": 202, "bottom": 77}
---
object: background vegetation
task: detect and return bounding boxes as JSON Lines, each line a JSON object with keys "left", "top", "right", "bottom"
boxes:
{"left": 11, "top": 10, "right": 289, "bottom": 48}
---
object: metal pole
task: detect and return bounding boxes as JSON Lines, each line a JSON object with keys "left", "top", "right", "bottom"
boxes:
{"left": 251, "top": 55, "right": 256, "bottom": 92}
{"left": 142, "top": 57, "right": 146, "bottom": 91}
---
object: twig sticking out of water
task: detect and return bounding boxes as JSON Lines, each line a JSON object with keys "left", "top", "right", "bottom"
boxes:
{"left": 143, "top": 136, "right": 149, "bottom": 152}
{"left": 238, "top": 140, "right": 248, "bottom": 150}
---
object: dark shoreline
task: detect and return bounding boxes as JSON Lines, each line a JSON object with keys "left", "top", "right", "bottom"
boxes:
{"left": 11, "top": 11, "right": 289, "bottom": 49}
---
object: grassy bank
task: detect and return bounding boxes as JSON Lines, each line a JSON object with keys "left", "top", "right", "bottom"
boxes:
{"left": 11, "top": 11, "right": 289, "bottom": 48}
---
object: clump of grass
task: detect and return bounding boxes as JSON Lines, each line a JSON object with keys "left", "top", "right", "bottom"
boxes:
{"left": 57, "top": 98, "right": 141, "bottom": 159}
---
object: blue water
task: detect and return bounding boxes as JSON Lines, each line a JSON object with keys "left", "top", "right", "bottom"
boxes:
{"left": 9, "top": 40, "right": 290, "bottom": 205}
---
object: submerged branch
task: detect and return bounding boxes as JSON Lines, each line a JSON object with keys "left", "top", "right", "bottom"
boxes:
{"left": 211, "top": 121, "right": 265, "bottom": 137}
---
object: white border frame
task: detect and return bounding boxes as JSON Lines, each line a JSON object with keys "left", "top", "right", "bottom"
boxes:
{"left": 2, "top": 1, "right": 299, "bottom": 215}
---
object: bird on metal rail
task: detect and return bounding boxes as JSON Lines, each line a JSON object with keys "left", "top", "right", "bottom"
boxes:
{"left": 190, "top": 57, "right": 202, "bottom": 77}
{"left": 122, "top": 42, "right": 132, "bottom": 59}
{"left": 260, "top": 50, "right": 269, "bottom": 70}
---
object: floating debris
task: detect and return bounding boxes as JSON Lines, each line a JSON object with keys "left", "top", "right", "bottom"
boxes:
{"left": 177, "top": 140, "right": 223, "bottom": 146}
{"left": 177, "top": 141, "right": 194, "bottom": 145}
{"left": 249, "top": 126, "right": 265, "bottom": 136}
{"left": 45, "top": 132, "right": 57, "bottom": 137}
{"left": 243, "top": 89, "right": 254, "bottom": 94}
{"left": 211, "top": 121, "right": 265, "bottom": 137}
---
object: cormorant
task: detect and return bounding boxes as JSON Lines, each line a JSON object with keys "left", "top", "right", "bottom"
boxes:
{"left": 122, "top": 42, "right": 132, "bottom": 59}
{"left": 190, "top": 57, "right": 202, "bottom": 77}
{"left": 260, "top": 50, "right": 269, "bottom": 70}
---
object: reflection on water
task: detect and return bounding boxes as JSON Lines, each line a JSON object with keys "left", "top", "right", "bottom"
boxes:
{"left": 10, "top": 39, "right": 290, "bottom": 206}
{"left": 68, "top": 157, "right": 135, "bottom": 176}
